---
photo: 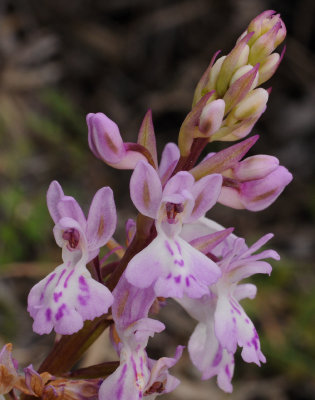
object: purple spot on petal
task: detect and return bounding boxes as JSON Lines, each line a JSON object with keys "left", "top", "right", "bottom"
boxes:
{"left": 185, "top": 277, "right": 190, "bottom": 287}
{"left": 45, "top": 308, "right": 52, "bottom": 321}
{"left": 174, "top": 259, "right": 184, "bottom": 267}
{"left": 64, "top": 270, "right": 74, "bottom": 288}
{"left": 245, "top": 318, "right": 250, "bottom": 324}
{"left": 225, "top": 364, "right": 231, "bottom": 378}
{"left": 55, "top": 304, "right": 66, "bottom": 321}
{"left": 174, "top": 275, "right": 181, "bottom": 283}
{"left": 40, "top": 273, "right": 57, "bottom": 301}
{"left": 212, "top": 346, "right": 223, "bottom": 367}
{"left": 229, "top": 299, "right": 241, "bottom": 315}
{"left": 53, "top": 291, "right": 63, "bottom": 303}
{"left": 117, "top": 385, "right": 123, "bottom": 400}
{"left": 232, "top": 317, "right": 236, "bottom": 324}
{"left": 166, "top": 273, "right": 172, "bottom": 279}
{"left": 56, "top": 269, "right": 66, "bottom": 285}
{"left": 251, "top": 337, "right": 258, "bottom": 350}
{"left": 175, "top": 241, "right": 182, "bottom": 255}
{"left": 119, "top": 364, "right": 127, "bottom": 383}
{"left": 78, "top": 295, "right": 88, "bottom": 306}
{"left": 165, "top": 240, "right": 174, "bottom": 256}
{"left": 116, "top": 363, "right": 127, "bottom": 399}
{"left": 46, "top": 273, "right": 57, "bottom": 288}
{"left": 131, "top": 356, "right": 137, "bottom": 379}
{"left": 79, "top": 275, "right": 89, "bottom": 292}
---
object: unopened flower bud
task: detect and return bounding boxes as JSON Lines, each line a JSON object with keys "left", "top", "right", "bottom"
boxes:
{"left": 199, "top": 99, "right": 225, "bottom": 136}
{"left": 87, "top": 113, "right": 125, "bottom": 164}
{"left": 87, "top": 112, "right": 147, "bottom": 169}
{"left": 249, "top": 21, "right": 282, "bottom": 64}
{"left": 178, "top": 92, "right": 222, "bottom": 156}
{"left": 240, "top": 165, "right": 292, "bottom": 211}
{"left": 232, "top": 88, "right": 268, "bottom": 120}
{"left": 258, "top": 52, "right": 282, "bottom": 85}
{"left": 243, "top": 11, "right": 286, "bottom": 65}
{"left": 207, "top": 55, "right": 226, "bottom": 92}
{"left": 216, "top": 33, "right": 252, "bottom": 97}
{"left": 232, "top": 155, "right": 279, "bottom": 181}
{"left": 219, "top": 163, "right": 292, "bottom": 211}
{"left": 230, "top": 65, "right": 259, "bottom": 90}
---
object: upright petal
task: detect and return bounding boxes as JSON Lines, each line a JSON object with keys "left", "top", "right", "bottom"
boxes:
{"left": 86, "top": 187, "right": 117, "bottom": 251}
{"left": 186, "top": 174, "right": 222, "bottom": 222}
{"left": 87, "top": 112, "right": 125, "bottom": 164}
{"left": 47, "top": 180, "right": 64, "bottom": 223}
{"left": 162, "top": 172, "right": 194, "bottom": 199}
{"left": 158, "top": 142, "right": 180, "bottom": 184}
{"left": 57, "top": 196, "right": 87, "bottom": 229}
{"left": 130, "top": 161, "right": 162, "bottom": 218}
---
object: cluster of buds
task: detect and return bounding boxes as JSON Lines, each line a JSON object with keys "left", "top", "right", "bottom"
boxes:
{"left": 178, "top": 10, "right": 286, "bottom": 156}
{"left": 2, "top": 10, "right": 292, "bottom": 400}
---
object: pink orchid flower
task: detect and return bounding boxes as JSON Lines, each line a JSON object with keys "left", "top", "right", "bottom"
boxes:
{"left": 179, "top": 217, "right": 279, "bottom": 391}
{"left": 125, "top": 161, "right": 222, "bottom": 299}
{"left": 27, "top": 181, "right": 116, "bottom": 335}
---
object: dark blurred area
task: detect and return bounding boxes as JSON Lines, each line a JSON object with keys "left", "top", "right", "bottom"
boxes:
{"left": 0, "top": 0, "right": 314, "bottom": 399}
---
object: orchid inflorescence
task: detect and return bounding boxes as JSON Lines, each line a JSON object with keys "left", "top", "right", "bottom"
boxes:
{"left": 1, "top": 10, "right": 292, "bottom": 400}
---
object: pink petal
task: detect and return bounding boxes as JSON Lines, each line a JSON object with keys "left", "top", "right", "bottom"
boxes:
{"left": 188, "top": 321, "right": 234, "bottom": 393}
{"left": 229, "top": 261, "right": 272, "bottom": 283}
{"left": 112, "top": 275, "right": 156, "bottom": 331}
{"left": 146, "top": 346, "right": 184, "bottom": 395}
{"left": 240, "top": 165, "right": 293, "bottom": 211}
{"left": 218, "top": 186, "right": 245, "bottom": 209}
{"left": 47, "top": 180, "right": 64, "bottom": 223}
{"left": 125, "top": 239, "right": 163, "bottom": 289}
{"left": 233, "top": 283, "right": 257, "bottom": 301}
{"left": 163, "top": 171, "right": 194, "bottom": 199}
{"left": 57, "top": 196, "right": 87, "bottom": 229}
{"left": 86, "top": 187, "right": 117, "bottom": 251}
{"left": 110, "top": 148, "right": 147, "bottom": 169}
{"left": 130, "top": 160, "right": 162, "bottom": 218}
{"left": 28, "top": 262, "right": 113, "bottom": 336}
{"left": 234, "top": 155, "right": 279, "bottom": 181}
{"left": 126, "top": 234, "right": 220, "bottom": 299}
{"left": 99, "top": 354, "right": 149, "bottom": 400}
{"left": 87, "top": 112, "right": 125, "bottom": 164}
{"left": 214, "top": 294, "right": 238, "bottom": 354}
{"left": 159, "top": 142, "right": 180, "bottom": 184}
{"left": 186, "top": 174, "right": 222, "bottom": 222}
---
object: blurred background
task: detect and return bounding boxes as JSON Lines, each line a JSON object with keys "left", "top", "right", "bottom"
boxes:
{"left": 0, "top": 0, "right": 314, "bottom": 399}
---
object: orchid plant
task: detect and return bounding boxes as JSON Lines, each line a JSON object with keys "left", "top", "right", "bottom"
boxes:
{"left": 1, "top": 10, "right": 292, "bottom": 400}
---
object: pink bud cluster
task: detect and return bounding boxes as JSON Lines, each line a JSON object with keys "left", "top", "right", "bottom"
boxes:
{"left": 2, "top": 10, "right": 292, "bottom": 400}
